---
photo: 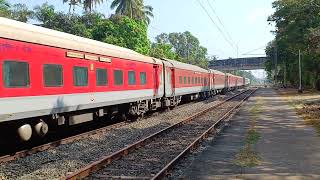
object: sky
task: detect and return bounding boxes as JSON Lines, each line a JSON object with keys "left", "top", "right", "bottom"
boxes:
{"left": 8, "top": 0, "right": 275, "bottom": 79}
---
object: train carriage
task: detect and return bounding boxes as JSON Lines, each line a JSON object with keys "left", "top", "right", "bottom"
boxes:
{"left": 209, "top": 69, "right": 225, "bottom": 94}
{"left": 163, "top": 59, "right": 210, "bottom": 98}
{"left": 0, "top": 17, "right": 164, "bottom": 141}
{"left": 0, "top": 17, "right": 250, "bottom": 143}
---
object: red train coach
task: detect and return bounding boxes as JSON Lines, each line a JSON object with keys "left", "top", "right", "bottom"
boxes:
{"left": 0, "top": 17, "right": 164, "bottom": 141}
{"left": 164, "top": 59, "right": 211, "bottom": 100}
{"left": 0, "top": 17, "right": 249, "bottom": 143}
{"left": 209, "top": 70, "right": 225, "bottom": 94}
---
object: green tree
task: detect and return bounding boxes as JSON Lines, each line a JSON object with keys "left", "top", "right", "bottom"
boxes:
{"left": 63, "top": 0, "right": 82, "bottom": 14}
{"left": 92, "top": 15, "right": 150, "bottom": 55}
{"left": 83, "top": 0, "right": 104, "bottom": 12}
{"left": 9, "top": 3, "right": 33, "bottom": 22}
{"left": 110, "top": 0, "right": 153, "bottom": 24}
{"left": 266, "top": 0, "right": 320, "bottom": 89}
{"left": 155, "top": 31, "right": 209, "bottom": 68}
{"left": 0, "top": 0, "right": 10, "bottom": 17}
{"left": 150, "top": 43, "right": 178, "bottom": 59}
{"left": 33, "top": 3, "right": 92, "bottom": 38}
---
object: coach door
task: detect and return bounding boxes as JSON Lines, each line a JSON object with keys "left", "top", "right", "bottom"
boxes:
{"left": 170, "top": 68, "right": 175, "bottom": 95}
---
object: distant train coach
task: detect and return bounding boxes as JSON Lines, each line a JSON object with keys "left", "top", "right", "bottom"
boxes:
{"left": 0, "top": 17, "right": 250, "bottom": 143}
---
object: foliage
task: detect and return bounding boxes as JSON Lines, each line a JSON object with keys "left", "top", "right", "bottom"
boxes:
{"left": 154, "top": 32, "right": 209, "bottom": 68}
{"left": 110, "top": 0, "right": 153, "bottom": 24}
{"left": 63, "top": 0, "right": 82, "bottom": 13}
{"left": 266, "top": 0, "right": 320, "bottom": 89}
{"left": 9, "top": 3, "right": 33, "bottom": 22}
{"left": 0, "top": 0, "right": 10, "bottom": 17}
{"left": 83, "top": 0, "right": 104, "bottom": 12}
{"left": 149, "top": 43, "right": 178, "bottom": 59}
{"left": 33, "top": 3, "right": 91, "bottom": 38}
{"left": 234, "top": 145, "right": 261, "bottom": 169}
{"left": 91, "top": 15, "right": 150, "bottom": 55}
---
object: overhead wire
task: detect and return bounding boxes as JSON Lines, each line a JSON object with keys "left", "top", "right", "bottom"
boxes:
{"left": 206, "top": 0, "right": 235, "bottom": 47}
{"left": 241, "top": 45, "right": 266, "bottom": 55}
{"left": 196, "top": 0, "right": 237, "bottom": 55}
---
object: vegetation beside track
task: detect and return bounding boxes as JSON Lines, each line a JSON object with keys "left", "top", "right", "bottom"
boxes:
{"left": 234, "top": 96, "right": 262, "bottom": 173}
{"left": 278, "top": 89, "right": 320, "bottom": 136}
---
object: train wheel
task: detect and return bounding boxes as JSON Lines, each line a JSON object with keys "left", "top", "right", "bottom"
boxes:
{"left": 17, "top": 124, "right": 32, "bottom": 142}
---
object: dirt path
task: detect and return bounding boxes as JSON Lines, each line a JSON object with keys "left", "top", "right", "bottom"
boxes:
{"left": 181, "top": 88, "right": 320, "bottom": 179}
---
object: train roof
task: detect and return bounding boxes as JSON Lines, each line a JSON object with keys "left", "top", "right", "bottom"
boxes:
{"left": 162, "top": 58, "right": 209, "bottom": 73}
{"left": 209, "top": 69, "right": 225, "bottom": 75}
{"left": 0, "top": 17, "right": 162, "bottom": 65}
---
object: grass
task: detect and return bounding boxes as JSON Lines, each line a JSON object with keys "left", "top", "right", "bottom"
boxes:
{"left": 278, "top": 89, "right": 320, "bottom": 136}
{"left": 233, "top": 97, "right": 262, "bottom": 172}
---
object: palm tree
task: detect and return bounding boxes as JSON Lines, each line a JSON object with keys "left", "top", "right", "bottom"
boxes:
{"left": 83, "top": 0, "right": 104, "bottom": 12}
{"left": 63, "top": 0, "right": 82, "bottom": 14}
{"left": 137, "top": 4, "right": 153, "bottom": 24}
{"left": 110, "top": 0, "right": 153, "bottom": 24}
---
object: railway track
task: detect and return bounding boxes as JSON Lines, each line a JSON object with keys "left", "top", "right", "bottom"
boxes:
{"left": 62, "top": 88, "right": 257, "bottom": 180}
{"left": 0, "top": 121, "right": 128, "bottom": 164}
{"left": 0, "top": 92, "right": 222, "bottom": 164}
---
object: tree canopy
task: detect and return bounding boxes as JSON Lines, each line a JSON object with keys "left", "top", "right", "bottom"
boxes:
{"left": 110, "top": 0, "right": 153, "bottom": 24}
{"left": 266, "top": 0, "right": 320, "bottom": 89}
{"left": 153, "top": 32, "right": 209, "bottom": 68}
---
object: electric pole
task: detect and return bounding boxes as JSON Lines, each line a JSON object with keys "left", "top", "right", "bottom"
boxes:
{"left": 274, "top": 44, "right": 278, "bottom": 87}
{"left": 298, "top": 49, "right": 303, "bottom": 93}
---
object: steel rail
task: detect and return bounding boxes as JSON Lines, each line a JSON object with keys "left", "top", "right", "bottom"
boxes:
{"left": 152, "top": 88, "right": 257, "bottom": 180}
{"left": 0, "top": 92, "right": 225, "bottom": 164}
{"left": 0, "top": 121, "right": 128, "bottom": 163}
{"left": 62, "top": 89, "right": 254, "bottom": 180}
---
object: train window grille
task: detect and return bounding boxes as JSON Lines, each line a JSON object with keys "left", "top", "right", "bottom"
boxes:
{"left": 184, "top": 77, "right": 187, "bottom": 84}
{"left": 43, "top": 64, "right": 63, "bottom": 87}
{"left": 188, "top": 77, "right": 190, "bottom": 84}
{"left": 192, "top": 77, "right": 194, "bottom": 84}
{"left": 96, "top": 68, "right": 107, "bottom": 86}
{"left": 128, "top": 71, "right": 136, "bottom": 85}
{"left": 198, "top": 77, "right": 200, "bottom": 84}
{"left": 73, "top": 66, "right": 88, "bottom": 86}
{"left": 3, "top": 61, "right": 30, "bottom": 88}
{"left": 179, "top": 76, "right": 183, "bottom": 84}
{"left": 140, "top": 72, "right": 146, "bottom": 85}
{"left": 114, "top": 70, "right": 123, "bottom": 85}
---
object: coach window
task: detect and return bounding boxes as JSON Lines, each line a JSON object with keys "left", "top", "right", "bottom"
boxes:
{"left": 73, "top": 66, "right": 88, "bottom": 86}
{"left": 43, "top": 64, "right": 63, "bottom": 87}
{"left": 96, "top": 68, "right": 107, "bottom": 86}
{"left": 128, "top": 71, "right": 136, "bottom": 85}
{"left": 140, "top": 72, "right": 146, "bottom": 85}
{"left": 184, "top": 77, "right": 187, "bottom": 84}
{"left": 3, "top": 61, "right": 30, "bottom": 88}
{"left": 179, "top": 76, "right": 183, "bottom": 84}
{"left": 114, "top": 70, "right": 123, "bottom": 85}
{"left": 188, "top": 77, "right": 190, "bottom": 84}
{"left": 192, "top": 77, "right": 194, "bottom": 84}
{"left": 198, "top": 77, "right": 200, "bottom": 84}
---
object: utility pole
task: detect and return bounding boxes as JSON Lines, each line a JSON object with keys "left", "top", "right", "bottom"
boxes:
{"left": 283, "top": 60, "right": 286, "bottom": 88}
{"left": 274, "top": 44, "right": 278, "bottom": 87}
{"left": 298, "top": 49, "right": 303, "bottom": 93}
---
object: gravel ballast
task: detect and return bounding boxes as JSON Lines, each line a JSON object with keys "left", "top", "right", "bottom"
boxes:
{"left": 0, "top": 91, "right": 240, "bottom": 180}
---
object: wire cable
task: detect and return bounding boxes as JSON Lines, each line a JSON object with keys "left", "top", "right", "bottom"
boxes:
{"left": 196, "top": 0, "right": 237, "bottom": 53}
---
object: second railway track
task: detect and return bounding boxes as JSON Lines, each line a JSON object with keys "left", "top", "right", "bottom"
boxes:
{"left": 0, "top": 95, "right": 210, "bottom": 164}
{"left": 63, "top": 88, "right": 257, "bottom": 180}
